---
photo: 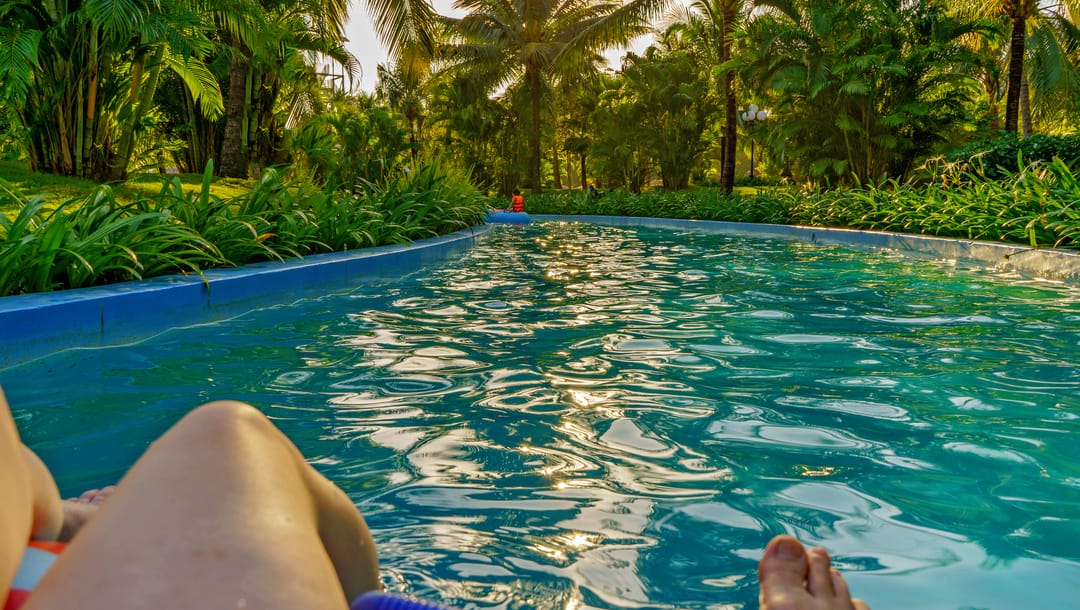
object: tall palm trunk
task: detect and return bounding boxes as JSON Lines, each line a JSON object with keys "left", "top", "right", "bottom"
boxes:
{"left": 527, "top": 63, "right": 543, "bottom": 191}
{"left": 552, "top": 137, "right": 562, "bottom": 189}
{"left": 1020, "top": 72, "right": 1032, "bottom": 136}
{"left": 1004, "top": 13, "right": 1026, "bottom": 133}
{"left": 220, "top": 48, "right": 251, "bottom": 178}
{"left": 719, "top": 4, "right": 737, "bottom": 194}
{"left": 409, "top": 117, "right": 418, "bottom": 161}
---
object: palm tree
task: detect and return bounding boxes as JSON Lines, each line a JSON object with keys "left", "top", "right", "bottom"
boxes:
{"left": 441, "top": 0, "right": 650, "bottom": 192}
{"left": 1023, "top": 6, "right": 1080, "bottom": 130}
{"left": 363, "top": 0, "right": 440, "bottom": 58}
{"left": 590, "top": 73, "right": 652, "bottom": 192}
{"left": 661, "top": 0, "right": 749, "bottom": 192}
{"left": 1003, "top": 0, "right": 1038, "bottom": 132}
{"left": 955, "top": 0, "right": 1080, "bottom": 133}
{"left": 376, "top": 38, "right": 435, "bottom": 161}
{"left": 0, "top": 0, "right": 222, "bottom": 179}
{"left": 218, "top": 0, "right": 357, "bottom": 178}
{"left": 559, "top": 78, "right": 604, "bottom": 190}
{"left": 427, "top": 75, "right": 523, "bottom": 190}
{"left": 616, "top": 43, "right": 711, "bottom": 189}
{"left": 739, "top": 0, "right": 990, "bottom": 183}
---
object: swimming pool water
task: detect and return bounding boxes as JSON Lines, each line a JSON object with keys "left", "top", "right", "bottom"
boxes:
{"left": 3, "top": 221, "right": 1079, "bottom": 609}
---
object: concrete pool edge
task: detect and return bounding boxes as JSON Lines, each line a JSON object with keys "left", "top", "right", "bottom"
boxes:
{"left": 533, "top": 215, "right": 1080, "bottom": 285}
{"left": 0, "top": 225, "right": 492, "bottom": 369}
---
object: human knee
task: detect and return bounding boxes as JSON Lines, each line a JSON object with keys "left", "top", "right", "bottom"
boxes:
{"left": 176, "top": 400, "right": 280, "bottom": 441}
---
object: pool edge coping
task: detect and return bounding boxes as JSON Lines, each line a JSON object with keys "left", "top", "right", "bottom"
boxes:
{"left": 534, "top": 215, "right": 1080, "bottom": 285}
{"left": 0, "top": 225, "right": 492, "bottom": 369}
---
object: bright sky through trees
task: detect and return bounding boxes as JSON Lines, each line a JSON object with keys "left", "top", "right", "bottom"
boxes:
{"left": 343, "top": 0, "right": 653, "bottom": 91}
{"left": 342, "top": 0, "right": 459, "bottom": 92}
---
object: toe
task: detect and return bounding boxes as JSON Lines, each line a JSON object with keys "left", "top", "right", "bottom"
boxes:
{"left": 758, "top": 535, "right": 810, "bottom": 610}
{"left": 806, "top": 547, "right": 836, "bottom": 598}
{"left": 89, "top": 485, "right": 116, "bottom": 505}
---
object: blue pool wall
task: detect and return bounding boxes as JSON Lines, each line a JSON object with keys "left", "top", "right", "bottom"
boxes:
{"left": 2, "top": 217, "right": 1078, "bottom": 369}
{"left": 0, "top": 226, "right": 490, "bottom": 368}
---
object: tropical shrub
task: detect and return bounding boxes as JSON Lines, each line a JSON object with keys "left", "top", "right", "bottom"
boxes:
{"left": 288, "top": 104, "right": 410, "bottom": 190}
{"left": 779, "top": 158, "right": 1080, "bottom": 248}
{"left": 526, "top": 158, "right": 1080, "bottom": 250}
{"left": 427, "top": 76, "right": 526, "bottom": 194}
{"left": 737, "top": 0, "right": 993, "bottom": 184}
{"left": 154, "top": 166, "right": 328, "bottom": 264}
{"left": 944, "top": 132, "right": 1080, "bottom": 180}
{"left": 0, "top": 0, "right": 224, "bottom": 180}
{"left": 615, "top": 47, "right": 711, "bottom": 190}
{"left": 525, "top": 188, "right": 789, "bottom": 224}
{"left": 0, "top": 159, "right": 490, "bottom": 296}
{"left": 350, "top": 158, "right": 489, "bottom": 243}
{"left": 0, "top": 182, "right": 223, "bottom": 296}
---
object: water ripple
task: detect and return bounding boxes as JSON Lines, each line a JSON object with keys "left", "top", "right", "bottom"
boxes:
{"left": 3, "top": 222, "right": 1079, "bottom": 610}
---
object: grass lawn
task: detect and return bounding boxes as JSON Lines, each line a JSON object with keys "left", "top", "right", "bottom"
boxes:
{"left": 0, "top": 161, "right": 255, "bottom": 220}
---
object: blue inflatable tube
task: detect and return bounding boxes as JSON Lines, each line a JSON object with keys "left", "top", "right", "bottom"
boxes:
{"left": 485, "top": 211, "right": 531, "bottom": 225}
{"left": 352, "top": 591, "right": 458, "bottom": 610}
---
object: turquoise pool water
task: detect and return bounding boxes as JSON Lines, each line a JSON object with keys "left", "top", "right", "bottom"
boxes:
{"left": 3, "top": 221, "right": 1079, "bottom": 609}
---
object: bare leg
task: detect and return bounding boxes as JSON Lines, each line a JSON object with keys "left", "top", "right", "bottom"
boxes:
{"left": 28, "top": 400, "right": 380, "bottom": 610}
{"left": 0, "top": 389, "right": 33, "bottom": 595}
{"left": 758, "top": 535, "right": 869, "bottom": 610}
{"left": 1, "top": 388, "right": 65, "bottom": 592}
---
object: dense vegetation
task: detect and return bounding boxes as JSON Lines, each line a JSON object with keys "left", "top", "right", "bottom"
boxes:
{"left": 2, "top": 0, "right": 1077, "bottom": 191}
{"left": 0, "top": 161, "right": 487, "bottom": 297}
{"left": 528, "top": 156, "right": 1080, "bottom": 249}
{"left": 1, "top": 0, "right": 1078, "bottom": 295}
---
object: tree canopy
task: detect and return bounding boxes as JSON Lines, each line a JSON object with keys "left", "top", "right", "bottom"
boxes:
{"left": 0, "top": 0, "right": 1076, "bottom": 187}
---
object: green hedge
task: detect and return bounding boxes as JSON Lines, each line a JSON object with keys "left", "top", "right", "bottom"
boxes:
{"left": 526, "top": 158, "right": 1080, "bottom": 250}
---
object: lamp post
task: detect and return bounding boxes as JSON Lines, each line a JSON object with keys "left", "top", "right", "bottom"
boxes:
{"left": 740, "top": 104, "right": 768, "bottom": 179}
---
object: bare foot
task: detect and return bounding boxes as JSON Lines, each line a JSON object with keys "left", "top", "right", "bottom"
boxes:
{"left": 59, "top": 486, "right": 117, "bottom": 541}
{"left": 758, "top": 535, "right": 869, "bottom": 610}
{"left": 68, "top": 485, "right": 116, "bottom": 505}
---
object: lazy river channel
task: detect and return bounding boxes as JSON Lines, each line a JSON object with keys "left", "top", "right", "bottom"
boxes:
{"left": 3, "top": 221, "right": 1079, "bottom": 609}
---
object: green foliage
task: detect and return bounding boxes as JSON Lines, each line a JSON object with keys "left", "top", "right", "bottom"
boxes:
{"left": 737, "top": 0, "right": 992, "bottom": 185}
{"left": 0, "top": 181, "right": 222, "bottom": 296}
{"left": 525, "top": 188, "right": 789, "bottom": 224}
{"left": 289, "top": 104, "right": 410, "bottom": 190}
{"left": 0, "top": 0, "right": 223, "bottom": 180}
{"left": 590, "top": 75, "right": 654, "bottom": 194}
{"left": 441, "top": 0, "right": 642, "bottom": 191}
{"left": 0, "top": 160, "right": 489, "bottom": 296}
{"left": 526, "top": 157, "right": 1080, "bottom": 251}
{"left": 945, "top": 132, "right": 1080, "bottom": 179}
{"left": 780, "top": 158, "right": 1080, "bottom": 248}
{"left": 428, "top": 76, "right": 526, "bottom": 193}
{"left": 154, "top": 166, "right": 326, "bottom": 265}
{"left": 613, "top": 47, "right": 712, "bottom": 191}
{"left": 347, "top": 158, "right": 489, "bottom": 244}
{"left": 0, "top": 27, "right": 40, "bottom": 103}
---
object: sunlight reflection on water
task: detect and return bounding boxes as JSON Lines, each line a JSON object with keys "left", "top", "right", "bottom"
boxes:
{"left": 4, "top": 221, "right": 1079, "bottom": 610}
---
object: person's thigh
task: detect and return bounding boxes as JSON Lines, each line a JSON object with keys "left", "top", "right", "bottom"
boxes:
{"left": 0, "top": 389, "right": 31, "bottom": 596}
{"left": 27, "top": 401, "right": 378, "bottom": 610}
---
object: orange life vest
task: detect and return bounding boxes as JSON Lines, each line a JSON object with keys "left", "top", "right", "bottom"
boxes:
{"left": 510, "top": 194, "right": 524, "bottom": 212}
